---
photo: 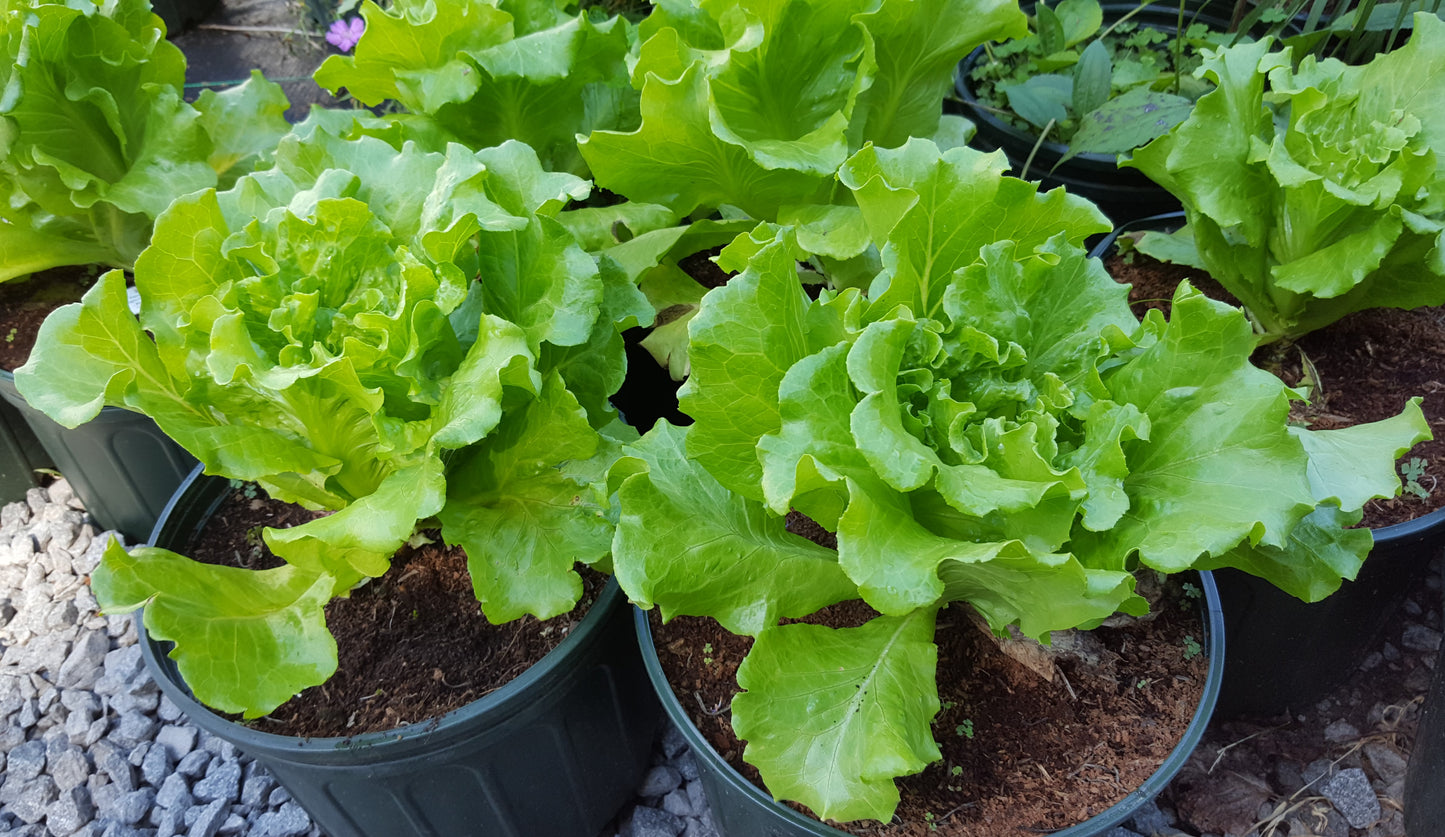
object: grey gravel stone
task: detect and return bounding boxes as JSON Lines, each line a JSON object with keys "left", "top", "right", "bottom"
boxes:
{"left": 46, "top": 785, "right": 96, "bottom": 836}
{"left": 1321, "top": 767, "right": 1382, "bottom": 828}
{"left": 108, "top": 711, "right": 157, "bottom": 748}
{"left": 252, "top": 802, "right": 310, "bottom": 837}
{"left": 628, "top": 805, "right": 684, "bottom": 837}
{"left": 186, "top": 799, "right": 227, "bottom": 837}
{"left": 1401, "top": 624, "right": 1442, "bottom": 653}
{"left": 1102, "top": 829, "right": 1144, "bottom": 837}
{"left": 638, "top": 765, "right": 682, "bottom": 798}
{"left": 174, "top": 750, "right": 211, "bottom": 779}
{"left": 150, "top": 807, "right": 183, "bottom": 837}
{"left": 51, "top": 744, "right": 92, "bottom": 792}
{"left": 153, "top": 725, "right": 196, "bottom": 761}
{"left": 153, "top": 774, "right": 192, "bottom": 811}
{"left": 239, "top": 774, "right": 275, "bottom": 808}
{"left": 192, "top": 761, "right": 241, "bottom": 805}
{"left": 96, "top": 745, "right": 137, "bottom": 792}
{"left": 9, "top": 739, "right": 48, "bottom": 780}
{"left": 674, "top": 753, "right": 699, "bottom": 782}
{"left": 108, "top": 788, "right": 158, "bottom": 826}
{"left": 680, "top": 817, "right": 720, "bottom": 837}
{"left": 57, "top": 630, "right": 110, "bottom": 689}
{"left": 156, "top": 695, "right": 183, "bottom": 723}
{"left": 215, "top": 814, "right": 246, "bottom": 836}
{"left": 1365, "top": 742, "right": 1409, "bottom": 785}
{"left": 1128, "top": 799, "right": 1174, "bottom": 836}
{"left": 11, "top": 776, "right": 60, "bottom": 824}
{"left": 660, "top": 788, "right": 693, "bottom": 818}
{"left": 660, "top": 724, "right": 688, "bottom": 759}
{"left": 140, "top": 745, "right": 172, "bottom": 787}
{"left": 1323, "top": 719, "right": 1360, "bottom": 743}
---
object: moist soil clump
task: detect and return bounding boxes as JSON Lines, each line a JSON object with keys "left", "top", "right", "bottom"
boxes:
{"left": 0, "top": 266, "right": 97, "bottom": 370}
{"left": 1104, "top": 246, "right": 1445, "bottom": 528}
{"left": 652, "top": 577, "right": 1209, "bottom": 836}
{"left": 181, "top": 483, "right": 603, "bottom": 737}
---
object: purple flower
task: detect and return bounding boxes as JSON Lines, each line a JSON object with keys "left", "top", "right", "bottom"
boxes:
{"left": 326, "top": 16, "right": 365, "bottom": 52}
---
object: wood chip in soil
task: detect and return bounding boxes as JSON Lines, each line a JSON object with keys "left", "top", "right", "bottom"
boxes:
{"left": 1105, "top": 248, "right": 1445, "bottom": 529}
{"left": 651, "top": 576, "right": 1208, "bottom": 837}
{"left": 181, "top": 483, "right": 602, "bottom": 738}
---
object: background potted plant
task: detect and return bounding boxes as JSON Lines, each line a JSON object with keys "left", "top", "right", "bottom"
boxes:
{"left": 954, "top": 0, "right": 1269, "bottom": 220}
{"left": 608, "top": 138, "right": 1429, "bottom": 833}
{"left": 14, "top": 112, "right": 660, "bottom": 836}
{"left": 0, "top": 0, "right": 290, "bottom": 536}
{"left": 1107, "top": 15, "right": 1445, "bottom": 714}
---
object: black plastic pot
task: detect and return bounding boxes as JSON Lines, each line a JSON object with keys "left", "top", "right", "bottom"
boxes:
{"left": 0, "top": 397, "right": 54, "bottom": 504}
{"left": 151, "top": 0, "right": 219, "bottom": 37}
{"left": 1404, "top": 564, "right": 1445, "bottom": 832}
{"left": 954, "top": 4, "right": 1245, "bottom": 223}
{"left": 138, "top": 468, "right": 661, "bottom": 837}
{"left": 636, "top": 572, "right": 1225, "bottom": 837}
{"left": 0, "top": 371, "right": 195, "bottom": 544}
{"left": 1091, "top": 212, "right": 1445, "bottom": 718}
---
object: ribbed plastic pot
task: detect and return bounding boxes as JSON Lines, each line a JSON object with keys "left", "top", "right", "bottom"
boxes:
{"left": 1404, "top": 564, "right": 1445, "bottom": 832}
{"left": 0, "top": 371, "right": 195, "bottom": 544}
{"left": 1090, "top": 212, "right": 1445, "bottom": 717}
{"left": 635, "top": 572, "right": 1225, "bottom": 837}
{"left": 0, "top": 396, "right": 53, "bottom": 504}
{"left": 954, "top": 4, "right": 1243, "bottom": 223}
{"left": 1212, "top": 509, "right": 1445, "bottom": 716}
{"left": 138, "top": 468, "right": 662, "bottom": 837}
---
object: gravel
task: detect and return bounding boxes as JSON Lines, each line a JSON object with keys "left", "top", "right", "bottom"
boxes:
{"left": 2, "top": 478, "right": 1437, "bottom": 837}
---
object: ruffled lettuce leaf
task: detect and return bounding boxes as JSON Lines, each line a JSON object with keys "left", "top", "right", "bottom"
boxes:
{"left": 612, "top": 138, "right": 1427, "bottom": 822}
{"left": 314, "top": 0, "right": 637, "bottom": 176}
{"left": 580, "top": 0, "right": 1026, "bottom": 218}
{"left": 0, "top": 0, "right": 289, "bottom": 280}
{"left": 18, "top": 122, "right": 627, "bottom": 715}
{"left": 1127, "top": 16, "right": 1445, "bottom": 342}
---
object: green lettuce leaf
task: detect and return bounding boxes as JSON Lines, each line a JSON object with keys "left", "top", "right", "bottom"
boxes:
{"left": 731, "top": 609, "right": 941, "bottom": 824}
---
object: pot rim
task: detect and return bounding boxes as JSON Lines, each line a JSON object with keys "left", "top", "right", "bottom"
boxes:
{"left": 136, "top": 464, "right": 624, "bottom": 763}
{"left": 636, "top": 571, "right": 1226, "bottom": 836}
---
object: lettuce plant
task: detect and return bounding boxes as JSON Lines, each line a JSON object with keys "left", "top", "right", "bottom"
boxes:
{"left": 0, "top": 0, "right": 290, "bottom": 281}
{"left": 578, "top": 0, "right": 1027, "bottom": 220}
{"left": 610, "top": 139, "right": 1429, "bottom": 823}
{"left": 15, "top": 116, "right": 651, "bottom": 717}
{"left": 1124, "top": 14, "right": 1445, "bottom": 343}
{"left": 313, "top": 0, "right": 639, "bottom": 177}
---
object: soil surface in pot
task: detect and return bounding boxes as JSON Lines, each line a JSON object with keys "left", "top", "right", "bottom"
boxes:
{"left": 183, "top": 483, "right": 603, "bottom": 737}
{"left": 653, "top": 567, "right": 1208, "bottom": 836}
{"left": 1105, "top": 247, "right": 1445, "bottom": 528}
{"left": 0, "top": 265, "right": 97, "bottom": 371}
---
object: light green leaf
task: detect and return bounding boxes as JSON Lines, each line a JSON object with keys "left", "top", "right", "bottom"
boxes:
{"left": 612, "top": 422, "right": 857, "bottom": 637}
{"left": 1290, "top": 398, "right": 1431, "bottom": 513}
{"left": 1072, "top": 39, "right": 1112, "bottom": 116}
{"left": 731, "top": 609, "right": 941, "bottom": 824}
{"left": 1201, "top": 504, "right": 1372, "bottom": 602}
{"left": 439, "top": 373, "right": 612, "bottom": 623}
{"left": 1073, "top": 285, "right": 1317, "bottom": 573}
{"left": 92, "top": 538, "right": 337, "bottom": 719}
{"left": 681, "top": 231, "right": 813, "bottom": 499}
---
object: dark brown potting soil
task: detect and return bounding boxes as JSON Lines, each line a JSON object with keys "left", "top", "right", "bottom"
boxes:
{"left": 652, "top": 578, "right": 1208, "bottom": 836}
{"left": 1105, "top": 248, "right": 1445, "bottom": 529}
{"left": 0, "top": 266, "right": 97, "bottom": 371}
{"left": 182, "top": 483, "right": 603, "bottom": 737}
